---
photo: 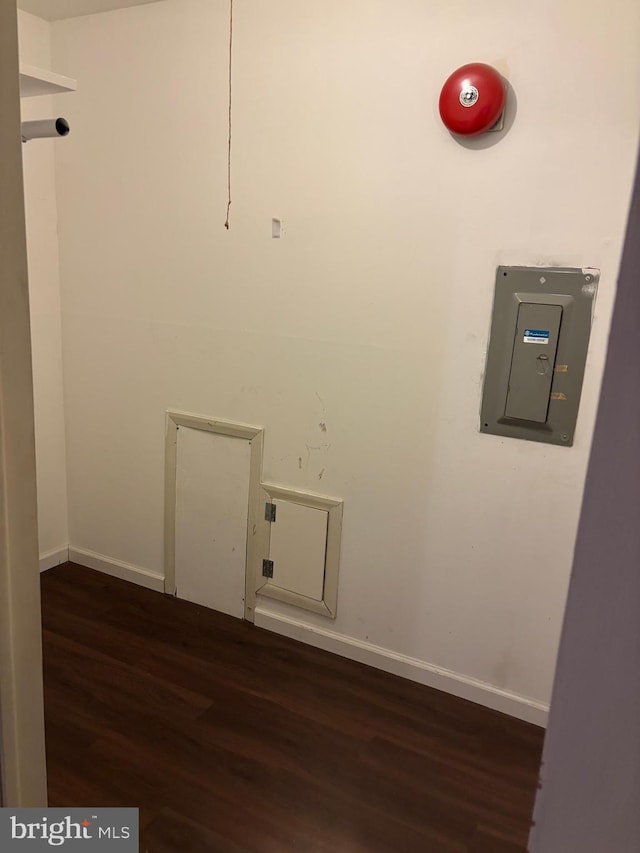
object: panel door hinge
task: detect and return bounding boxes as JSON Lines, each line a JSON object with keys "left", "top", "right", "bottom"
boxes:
{"left": 265, "top": 502, "right": 277, "bottom": 523}
{"left": 262, "top": 559, "right": 274, "bottom": 578}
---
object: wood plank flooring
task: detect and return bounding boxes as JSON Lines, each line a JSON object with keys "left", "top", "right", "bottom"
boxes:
{"left": 41, "top": 563, "right": 544, "bottom": 852}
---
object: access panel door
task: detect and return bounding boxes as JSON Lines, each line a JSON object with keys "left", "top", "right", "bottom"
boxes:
{"left": 258, "top": 486, "right": 343, "bottom": 618}
{"left": 268, "top": 499, "right": 328, "bottom": 602}
{"left": 174, "top": 426, "right": 251, "bottom": 618}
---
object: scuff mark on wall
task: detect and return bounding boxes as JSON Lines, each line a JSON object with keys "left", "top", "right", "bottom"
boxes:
{"left": 305, "top": 442, "right": 331, "bottom": 464}
{"left": 305, "top": 442, "right": 332, "bottom": 481}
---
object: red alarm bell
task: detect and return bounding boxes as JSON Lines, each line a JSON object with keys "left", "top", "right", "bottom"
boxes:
{"left": 439, "top": 63, "right": 506, "bottom": 136}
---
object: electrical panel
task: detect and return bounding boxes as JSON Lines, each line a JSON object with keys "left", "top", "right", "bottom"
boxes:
{"left": 481, "top": 266, "right": 597, "bottom": 446}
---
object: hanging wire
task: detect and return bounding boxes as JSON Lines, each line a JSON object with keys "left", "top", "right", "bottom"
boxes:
{"left": 224, "top": 0, "right": 233, "bottom": 229}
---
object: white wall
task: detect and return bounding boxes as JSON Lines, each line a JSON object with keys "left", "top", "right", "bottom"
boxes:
{"left": 51, "top": 0, "right": 640, "bottom": 721}
{"left": 18, "top": 11, "right": 69, "bottom": 565}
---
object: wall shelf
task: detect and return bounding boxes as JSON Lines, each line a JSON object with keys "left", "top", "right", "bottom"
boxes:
{"left": 20, "top": 64, "right": 77, "bottom": 97}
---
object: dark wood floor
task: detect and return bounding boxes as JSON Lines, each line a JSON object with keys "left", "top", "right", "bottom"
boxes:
{"left": 41, "top": 563, "right": 543, "bottom": 852}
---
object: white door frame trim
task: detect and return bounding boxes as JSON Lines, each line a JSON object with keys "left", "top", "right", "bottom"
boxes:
{"left": 164, "top": 410, "right": 264, "bottom": 622}
{"left": 0, "top": 0, "right": 48, "bottom": 807}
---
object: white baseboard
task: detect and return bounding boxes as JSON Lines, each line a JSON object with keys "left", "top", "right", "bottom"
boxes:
{"left": 69, "top": 546, "right": 165, "bottom": 593}
{"left": 57, "top": 546, "right": 548, "bottom": 725}
{"left": 39, "top": 546, "right": 69, "bottom": 572}
{"left": 255, "top": 607, "right": 549, "bottom": 727}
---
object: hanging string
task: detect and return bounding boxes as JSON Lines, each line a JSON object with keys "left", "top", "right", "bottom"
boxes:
{"left": 224, "top": 0, "right": 233, "bottom": 229}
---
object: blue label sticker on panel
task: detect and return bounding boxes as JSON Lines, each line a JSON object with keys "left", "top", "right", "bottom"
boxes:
{"left": 523, "top": 329, "right": 550, "bottom": 344}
